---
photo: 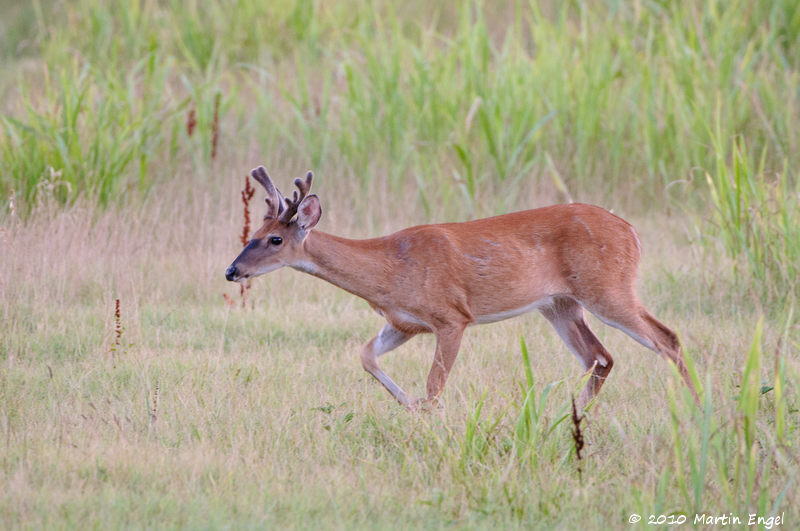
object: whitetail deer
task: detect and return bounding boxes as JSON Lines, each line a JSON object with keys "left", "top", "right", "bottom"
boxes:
{"left": 226, "top": 167, "right": 698, "bottom": 409}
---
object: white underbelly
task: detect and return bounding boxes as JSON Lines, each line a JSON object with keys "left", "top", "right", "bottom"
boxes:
{"left": 473, "top": 297, "right": 554, "bottom": 325}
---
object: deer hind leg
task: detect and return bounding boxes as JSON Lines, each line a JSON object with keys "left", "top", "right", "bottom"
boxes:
{"left": 360, "top": 323, "right": 416, "bottom": 406}
{"left": 540, "top": 297, "right": 614, "bottom": 408}
{"left": 585, "top": 295, "right": 699, "bottom": 404}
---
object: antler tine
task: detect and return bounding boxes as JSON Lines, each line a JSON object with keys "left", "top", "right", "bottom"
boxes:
{"left": 277, "top": 171, "right": 314, "bottom": 223}
{"left": 250, "top": 166, "right": 284, "bottom": 219}
{"left": 296, "top": 171, "right": 313, "bottom": 196}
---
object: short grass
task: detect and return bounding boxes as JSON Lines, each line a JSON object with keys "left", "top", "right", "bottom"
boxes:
{"left": 1, "top": 0, "right": 799, "bottom": 528}
{"left": 1, "top": 183, "right": 798, "bottom": 528}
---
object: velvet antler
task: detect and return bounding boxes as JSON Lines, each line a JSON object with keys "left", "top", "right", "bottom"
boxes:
{"left": 277, "top": 171, "right": 314, "bottom": 223}
{"left": 250, "top": 166, "right": 284, "bottom": 219}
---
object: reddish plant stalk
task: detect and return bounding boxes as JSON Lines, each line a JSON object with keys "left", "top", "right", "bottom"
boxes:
{"left": 240, "top": 175, "right": 255, "bottom": 247}
{"left": 186, "top": 106, "right": 197, "bottom": 136}
{"left": 114, "top": 298, "right": 122, "bottom": 348}
{"left": 239, "top": 174, "right": 255, "bottom": 307}
{"left": 571, "top": 397, "right": 585, "bottom": 482}
{"left": 211, "top": 93, "right": 221, "bottom": 160}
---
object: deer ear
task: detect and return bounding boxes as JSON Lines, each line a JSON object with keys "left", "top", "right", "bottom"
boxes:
{"left": 296, "top": 194, "right": 321, "bottom": 231}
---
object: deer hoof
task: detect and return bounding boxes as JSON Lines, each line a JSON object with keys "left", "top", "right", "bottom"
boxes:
{"left": 407, "top": 397, "right": 443, "bottom": 412}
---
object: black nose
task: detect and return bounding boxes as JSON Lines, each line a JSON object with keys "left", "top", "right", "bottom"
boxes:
{"left": 225, "top": 265, "right": 238, "bottom": 281}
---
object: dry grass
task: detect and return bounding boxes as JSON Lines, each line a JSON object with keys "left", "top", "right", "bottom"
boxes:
{"left": 2, "top": 173, "right": 797, "bottom": 528}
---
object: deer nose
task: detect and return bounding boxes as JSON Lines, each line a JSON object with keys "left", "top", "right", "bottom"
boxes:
{"left": 225, "top": 265, "right": 238, "bottom": 281}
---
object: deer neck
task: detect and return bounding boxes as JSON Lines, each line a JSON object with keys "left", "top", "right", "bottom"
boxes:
{"left": 291, "top": 231, "right": 389, "bottom": 304}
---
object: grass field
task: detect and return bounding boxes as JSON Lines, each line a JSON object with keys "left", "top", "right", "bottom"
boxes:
{"left": 2, "top": 1, "right": 799, "bottom": 528}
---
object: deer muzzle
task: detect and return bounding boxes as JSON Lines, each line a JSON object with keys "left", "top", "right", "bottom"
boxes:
{"left": 225, "top": 265, "right": 240, "bottom": 282}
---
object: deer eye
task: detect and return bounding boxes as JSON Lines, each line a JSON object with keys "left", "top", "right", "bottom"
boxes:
{"left": 270, "top": 236, "right": 283, "bottom": 246}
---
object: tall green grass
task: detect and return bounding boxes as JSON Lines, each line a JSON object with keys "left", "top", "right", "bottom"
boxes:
{"left": 1, "top": 57, "right": 178, "bottom": 205}
{"left": 2, "top": 0, "right": 799, "bottom": 211}
{"left": 704, "top": 134, "right": 799, "bottom": 306}
{"left": 665, "top": 316, "right": 797, "bottom": 519}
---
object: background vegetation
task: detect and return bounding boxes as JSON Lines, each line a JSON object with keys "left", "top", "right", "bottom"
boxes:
{"left": 1, "top": 0, "right": 798, "bottom": 528}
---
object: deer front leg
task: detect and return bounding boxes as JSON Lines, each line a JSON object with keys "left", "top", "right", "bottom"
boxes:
{"left": 360, "top": 323, "right": 415, "bottom": 406}
{"left": 417, "top": 324, "right": 466, "bottom": 408}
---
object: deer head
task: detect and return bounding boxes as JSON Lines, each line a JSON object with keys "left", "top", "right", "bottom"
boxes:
{"left": 225, "top": 166, "right": 321, "bottom": 282}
